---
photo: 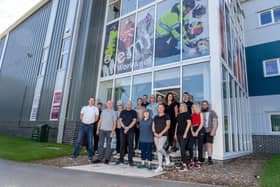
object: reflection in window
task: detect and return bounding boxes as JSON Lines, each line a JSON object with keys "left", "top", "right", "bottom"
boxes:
{"left": 154, "top": 67, "right": 180, "bottom": 88}
{"left": 132, "top": 73, "right": 152, "bottom": 107}
{"left": 182, "top": 63, "right": 210, "bottom": 102}
{"left": 271, "top": 114, "right": 280, "bottom": 132}
{"left": 155, "top": 0, "right": 180, "bottom": 66}
{"left": 260, "top": 11, "right": 272, "bottom": 25}
{"left": 98, "top": 80, "right": 113, "bottom": 105}
{"left": 133, "top": 6, "right": 155, "bottom": 71}
{"left": 107, "top": 0, "right": 121, "bottom": 22}
{"left": 114, "top": 76, "right": 131, "bottom": 106}
{"left": 121, "top": 0, "right": 136, "bottom": 16}
{"left": 59, "top": 54, "right": 69, "bottom": 70}
{"left": 222, "top": 67, "right": 230, "bottom": 152}
{"left": 274, "top": 8, "right": 280, "bottom": 23}
{"left": 263, "top": 59, "right": 280, "bottom": 77}
{"left": 138, "top": 0, "right": 154, "bottom": 8}
{"left": 116, "top": 14, "right": 136, "bottom": 74}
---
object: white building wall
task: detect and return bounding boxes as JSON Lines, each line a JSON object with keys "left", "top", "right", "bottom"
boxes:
{"left": 242, "top": 0, "right": 280, "bottom": 47}
{"left": 249, "top": 95, "right": 280, "bottom": 135}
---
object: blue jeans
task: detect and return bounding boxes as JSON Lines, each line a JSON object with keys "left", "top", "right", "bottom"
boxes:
{"left": 73, "top": 123, "right": 93, "bottom": 160}
{"left": 140, "top": 142, "right": 153, "bottom": 161}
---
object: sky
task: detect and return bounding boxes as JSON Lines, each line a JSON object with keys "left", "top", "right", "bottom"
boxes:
{"left": 0, "top": 0, "right": 41, "bottom": 34}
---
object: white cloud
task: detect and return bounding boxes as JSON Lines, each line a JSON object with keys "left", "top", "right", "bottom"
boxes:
{"left": 0, "top": 0, "right": 41, "bottom": 34}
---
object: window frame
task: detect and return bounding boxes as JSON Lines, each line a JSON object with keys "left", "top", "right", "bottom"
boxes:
{"left": 262, "top": 58, "right": 280, "bottom": 77}
{"left": 268, "top": 112, "right": 280, "bottom": 134}
{"left": 259, "top": 7, "right": 280, "bottom": 26}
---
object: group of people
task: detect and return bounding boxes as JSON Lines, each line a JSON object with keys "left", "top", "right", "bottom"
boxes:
{"left": 70, "top": 91, "right": 218, "bottom": 173}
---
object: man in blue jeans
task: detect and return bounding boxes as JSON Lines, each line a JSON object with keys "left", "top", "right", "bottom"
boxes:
{"left": 71, "top": 97, "right": 99, "bottom": 163}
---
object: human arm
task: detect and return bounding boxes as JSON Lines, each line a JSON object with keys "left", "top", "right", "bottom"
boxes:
{"left": 158, "top": 119, "right": 170, "bottom": 138}
{"left": 183, "top": 119, "right": 192, "bottom": 139}
{"left": 194, "top": 113, "right": 204, "bottom": 136}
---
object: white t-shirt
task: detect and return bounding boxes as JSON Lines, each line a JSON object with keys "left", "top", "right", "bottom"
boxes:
{"left": 80, "top": 105, "right": 99, "bottom": 124}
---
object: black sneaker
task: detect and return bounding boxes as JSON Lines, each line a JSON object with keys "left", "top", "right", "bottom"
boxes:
{"left": 116, "top": 160, "right": 124, "bottom": 165}
{"left": 92, "top": 159, "right": 102, "bottom": 164}
{"left": 128, "top": 162, "right": 135, "bottom": 167}
{"left": 104, "top": 160, "right": 109, "bottom": 164}
{"left": 208, "top": 159, "right": 213, "bottom": 165}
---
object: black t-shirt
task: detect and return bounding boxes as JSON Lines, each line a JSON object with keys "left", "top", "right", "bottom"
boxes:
{"left": 176, "top": 112, "right": 191, "bottom": 136}
{"left": 165, "top": 102, "right": 177, "bottom": 125}
{"left": 184, "top": 101, "right": 193, "bottom": 114}
{"left": 120, "top": 109, "right": 137, "bottom": 132}
{"left": 141, "top": 102, "right": 150, "bottom": 108}
{"left": 153, "top": 114, "right": 170, "bottom": 136}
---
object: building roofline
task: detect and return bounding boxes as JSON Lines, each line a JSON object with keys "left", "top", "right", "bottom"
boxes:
{"left": 0, "top": 0, "right": 50, "bottom": 40}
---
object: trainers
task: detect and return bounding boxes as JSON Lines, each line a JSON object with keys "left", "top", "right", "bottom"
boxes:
{"left": 194, "top": 161, "right": 201, "bottom": 169}
{"left": 88, "top": 159, "right": 92, "bottom": 164}
{"left": 165, "top": 155, "right": 170, "bottom": 165}
{"left": 128, "top": 162, "right": 135, "bottom": 167}
{"left": 104, "top": 160, "right": 110, "bottom": 164}
{"left": 155, "top": 166, "right": 163, "bottom": 173}
{"left": 178, "top": 164, "right": 188, "bottom": 172}
{"left": 137, "top": 163, "right": 145, "bottom": 169}
{"left": 115, "top": 160, "right": 124, "bottom": 165}
{"left": 68, "top": 156, "right": 76, "bottom": 161}
{"left": 187, "top": 160, "right": 195, "bottom": 169}
{"left": 208, "top": 159, "right": 213, "bottom": 165}
{"left": 146, "top": 164, "right": 153, "bottom": 170}
{"left": 176, "top": 163, "right": 183, "bottom": 169}
{"left": 92, "top": 159, "right": 102, "bottom": 164}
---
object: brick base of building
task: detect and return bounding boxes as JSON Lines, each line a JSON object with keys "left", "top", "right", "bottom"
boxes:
{"left": 253, "top": 135, "right": 280, "bottom": 153}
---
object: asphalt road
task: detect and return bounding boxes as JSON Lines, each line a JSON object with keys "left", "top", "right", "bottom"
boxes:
{"left": 0, "top": 159, "right": 220, "bottom": 187}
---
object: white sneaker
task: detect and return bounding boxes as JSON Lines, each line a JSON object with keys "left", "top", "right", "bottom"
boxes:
{"left": 165, "top": 155, "right": 170, "bottom": 165}
{"left": 155, "top": 166, "right": 163, "bottom": 173}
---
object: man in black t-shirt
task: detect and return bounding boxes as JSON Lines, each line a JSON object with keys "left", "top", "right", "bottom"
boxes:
{"left": 183, "top": 92, "right": 193, "bottom": 114}
{"left": 116, "top": 100, "right": 137, "bottom": 166}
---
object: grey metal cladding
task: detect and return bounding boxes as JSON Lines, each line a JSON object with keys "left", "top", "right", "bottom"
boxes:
{"left": 0, "top": 36, "right": 6, "bottom": 56}
{"left": 66, "top": 0, "right": 106, "bottom": 121}
{"left": 37, "top": 0, "right": 70, "bottom": 121}
{"left": 0, "top": 2, "right": 52, "bottom": 121}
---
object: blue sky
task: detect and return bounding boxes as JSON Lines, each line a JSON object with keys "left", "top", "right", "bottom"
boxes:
{"left": 0, "top": 0, "right": 41, "bottom": 34}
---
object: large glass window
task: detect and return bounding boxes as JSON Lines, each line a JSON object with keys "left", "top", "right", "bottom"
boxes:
{"left": 182, "top": 0, "right": 209, "bottom": 60}
{"left": 116, "top": 14, "right": 136, "bottom": 74}
{"left": 183, "top": 63, "right": 210, "bottom": 102}
{"left": 138, "top": 0, "right": 154, "bottom": 8}
{"left": 121, "top": 0, "right": 137, "bottom": 16}
{"left": 101, "top": 21, "right": 119, "bottom": 77}
{"left": 132, "top": 73, "right": 152, "bottom": 107}
{"left": 155, "top": 0, "right": 180, "bottom": 66}
{"left": 98, "top": 80, "right": 113, "bottom": 104}
{"left": 154, "top": 67, "right": 180, "bottom": 88}
{"left": 222, "top": 67, "right": 230, "bottom": 152}
{"left": 114, "top": 76, "right": 131, "bottom": 106}
{"left": 107, "top": 1, "right": 121, "bottom": 22}
{"left": 133, "top": 6, "right": 155, "bottom": 70}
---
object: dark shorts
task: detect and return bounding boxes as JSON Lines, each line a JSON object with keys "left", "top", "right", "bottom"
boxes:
{"left": 205, "top": 132, "right": 214, "bottom": 144}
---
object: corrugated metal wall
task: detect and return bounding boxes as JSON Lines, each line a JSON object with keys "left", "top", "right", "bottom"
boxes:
{"left": 0, "top": 2, "right": 52, "bottom": 121}
{"left": 63, "top": 0, "right": 106, "bottom": 144}
{"left": 0, "top": 36, "right": 6, "bottom": 56}
{"left": 37, "top": 0, "right": 70, "bottom": 121}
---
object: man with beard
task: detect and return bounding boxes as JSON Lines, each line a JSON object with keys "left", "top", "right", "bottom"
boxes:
{"left": 201, "top": 100, "right": 218, "bottom": 165}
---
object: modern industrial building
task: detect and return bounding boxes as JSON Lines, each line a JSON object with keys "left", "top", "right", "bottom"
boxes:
{"left": 2, "top": 0, "right": 273, "bottom": 160}
{"left": 241, "top": 0, "right": 280, "bottom": 153}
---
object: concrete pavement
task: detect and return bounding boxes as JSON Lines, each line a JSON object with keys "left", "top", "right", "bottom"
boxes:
{"left": 0, "top": 159, "right": 221, "bottom": 187}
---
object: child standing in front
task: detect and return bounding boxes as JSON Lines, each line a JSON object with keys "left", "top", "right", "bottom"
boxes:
{"left": 138, "top": 109, "right": 154, "bottom": 170}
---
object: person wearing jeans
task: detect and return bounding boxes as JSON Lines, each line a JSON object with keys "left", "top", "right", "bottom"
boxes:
{"left": 152, "top": 104, "right": 171, "bottom": 173}
{"left": 116, "top": 101, "right": 137, "bottom": 166}
{"left": 71, "top": 97, "right": 99, "bottom": 162}
{"left": 93, "top": 100, "right": 117, "bottom": 164}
